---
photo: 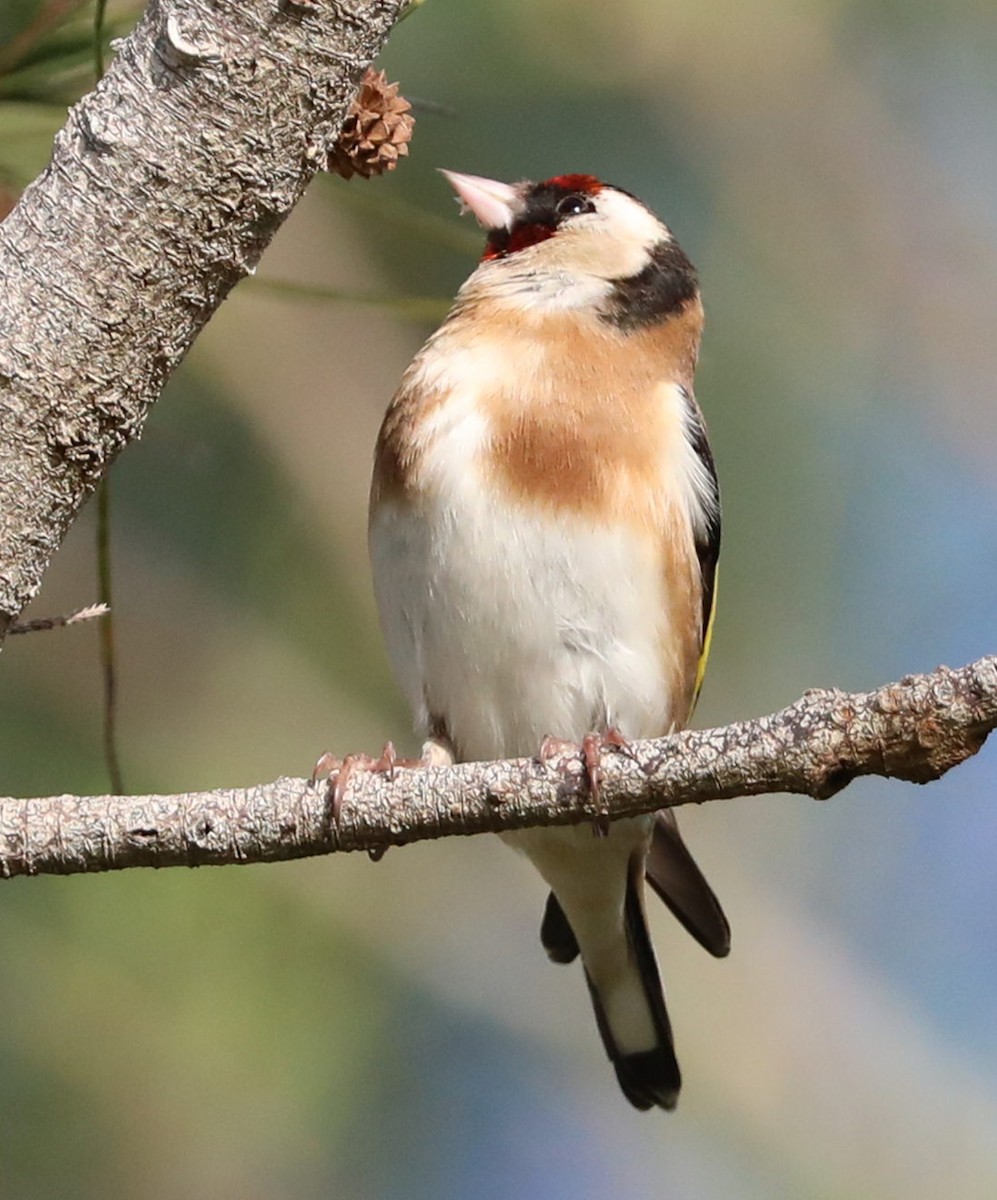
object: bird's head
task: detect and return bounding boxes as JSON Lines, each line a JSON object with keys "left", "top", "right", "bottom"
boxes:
{"left": 440, "top": 170, "right": 698, "bottom": 327}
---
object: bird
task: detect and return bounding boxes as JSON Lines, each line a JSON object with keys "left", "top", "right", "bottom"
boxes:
{"left": 364, "top": 169, "right": 730, "bottom": 1111}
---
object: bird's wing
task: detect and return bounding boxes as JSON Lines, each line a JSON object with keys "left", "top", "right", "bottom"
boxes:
{"left": 683, "top": 387, "right": 720, "bottom": 712}
{"left": 644, "top": 386, "right": 729, "bottom": 957}
{"left": 646, "top": 809, "right": 730, "bottom": 957}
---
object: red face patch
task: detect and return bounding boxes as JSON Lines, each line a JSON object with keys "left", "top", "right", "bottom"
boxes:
{"left": 481, "top": 223, "right": 557, "bottom": 261}
{"left": 480, "top": 174, "right": 605, "bottom": 261}
{"left": 542, "top": 174, "right": 604, "bottom": 194}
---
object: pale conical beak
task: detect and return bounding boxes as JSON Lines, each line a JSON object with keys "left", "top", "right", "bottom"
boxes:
{"left": 439, "top": 169, "right": 519, "bottom": 231}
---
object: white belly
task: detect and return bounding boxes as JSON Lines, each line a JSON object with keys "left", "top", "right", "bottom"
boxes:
{"left": 369, "top": 485, "right": 674, "bottom": 762}
{"left": 367, "top": 397, "right": 686, "bottom": 1061}
{"left": 371, "top": 482, "right": 668, "bottom": 1057}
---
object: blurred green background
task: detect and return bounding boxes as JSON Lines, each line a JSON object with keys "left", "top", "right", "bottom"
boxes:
{"left": 1, "top": 0, "right": 996, "bottom": 1196}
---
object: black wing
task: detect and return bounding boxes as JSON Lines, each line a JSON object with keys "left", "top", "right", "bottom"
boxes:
{"left": 680, "top": 386, "right": 720, "bottom": 704}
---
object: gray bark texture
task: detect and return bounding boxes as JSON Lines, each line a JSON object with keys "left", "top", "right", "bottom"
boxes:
{"left": 0, "top": 0, "right": 403, "bottom": 635}
{"left": 0, "top": 655, "right": 993, "bottom": 879}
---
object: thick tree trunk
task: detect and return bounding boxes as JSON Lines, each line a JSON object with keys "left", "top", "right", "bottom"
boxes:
{"left": 0, "top": 0, "right": 402, "bottom": 636}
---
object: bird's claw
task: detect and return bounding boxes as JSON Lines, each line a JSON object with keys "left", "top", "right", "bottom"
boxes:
{"left": 311, "top": 741, "right": 398, "bottom": 827}
{"left": 310, "top": 734, "right": 456, "bottom": 831}
{"left": 539, "top": 728, "right": 634, "bottom": 838}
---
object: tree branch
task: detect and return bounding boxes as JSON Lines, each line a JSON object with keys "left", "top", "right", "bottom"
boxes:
{"left": 2, "top": 655, "right": 993, "bottom": 880}
{"left": 0, "top": 0, "right": 403, "bottom": 638}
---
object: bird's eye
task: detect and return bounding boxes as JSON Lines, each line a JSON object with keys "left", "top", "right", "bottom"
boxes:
{"left": 555, "top": 194, "right": 594, "bottom": 218}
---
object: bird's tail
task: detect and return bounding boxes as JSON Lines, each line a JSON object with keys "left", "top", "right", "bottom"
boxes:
{"left": 583, "top": 855, "right": 681, "bottom": 1111}
{"left": 537, "top": 814, "right": 728, "bottom": 1110}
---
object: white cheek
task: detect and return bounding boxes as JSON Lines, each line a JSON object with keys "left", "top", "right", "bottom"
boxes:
{"left": 566, "top": 190, "right": 669, "bottom": 281}
{"left": 596, "top": 189, "right": 670, "bottom": 249}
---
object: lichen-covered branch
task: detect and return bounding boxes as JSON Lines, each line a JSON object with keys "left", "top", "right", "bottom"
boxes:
{"left": 1, "top": 655, "right": 993, "bottom": 880}
{"left": 0, "top": 0, "right": 403, "bottom": 637}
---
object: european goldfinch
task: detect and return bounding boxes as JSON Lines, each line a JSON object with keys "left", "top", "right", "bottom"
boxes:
{"left": 366, "top": 170, "right": 729, "bottom": 1111}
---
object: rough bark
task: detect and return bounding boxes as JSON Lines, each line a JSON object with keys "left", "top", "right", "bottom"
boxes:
{"left": 0, "top": 0, "right": 403, "bottom": 636}
{"left": 0, "top": 655, "right": 992, "bottom": 880}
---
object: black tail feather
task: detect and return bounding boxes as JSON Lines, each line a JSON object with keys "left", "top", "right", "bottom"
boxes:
{"left": 539, "top": 819, "right": 726, "bottom": 1111}
{"left": 584, "top": 858, "right": 681, "bottom": 1111}
{"left": 540, "top": 891, "right": 580, "bottom": 963}
{"left": 646, "top": 811, "right": 730, "bottom": 958}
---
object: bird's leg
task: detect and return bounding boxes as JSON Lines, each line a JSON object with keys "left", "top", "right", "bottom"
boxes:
{"left": 582, "top": 731, "right": 621, "bottom": 837}
{"left": 540, "top": 728, "right": 636, "bottom": 837}
{"left": 311, "top": 733, "right": 456, "bottom": 829}
{"left": 590, "top": 726, "right": 639, "bottom": 767}
{"left": 589, "top": 727, "right": 640, "bottom": 832}
{"left": 538, "top": 734, "right": 577, "bottom": 763}
{"left": 311, "top": 741, "right": 399, "bottom": 828}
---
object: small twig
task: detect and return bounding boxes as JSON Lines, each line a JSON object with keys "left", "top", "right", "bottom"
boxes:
{"left": 8, "top": 602, "right": 109, "bottom": 634}
{"left": 93, "top": 0, "right": 108, "bottom": 80}
{"left": 95, "top": 478, "right": 123, "bottom": 793}
{"left": 88, "top": 0, "right": 124, "bottom": 795}
{"left": 0, "top": 655, "right": 992, "bottom": 881}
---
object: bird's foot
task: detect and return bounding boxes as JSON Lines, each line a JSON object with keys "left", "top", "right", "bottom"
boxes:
{"left": 539, "top": 728, "right": 636, "bottom": 837}
{"left": 311, "top": 741, "right": 400, "bottom": 827}
{"left": 311, "top": 735, "right": 456, "bottom": 828}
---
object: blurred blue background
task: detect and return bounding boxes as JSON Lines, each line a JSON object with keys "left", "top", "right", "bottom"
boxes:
{"left": 1, "top": 0, "right": 996, "bottom": 1196}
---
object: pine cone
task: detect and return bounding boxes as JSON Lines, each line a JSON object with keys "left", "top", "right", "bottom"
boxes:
{"left": 328, "top": 68, "right": 414, "bottom": 181}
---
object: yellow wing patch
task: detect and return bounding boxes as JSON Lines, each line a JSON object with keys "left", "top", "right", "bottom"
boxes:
{"left": 690, "top": 568, "right": 718, "bottom": 716}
